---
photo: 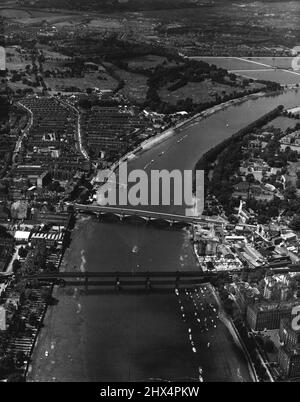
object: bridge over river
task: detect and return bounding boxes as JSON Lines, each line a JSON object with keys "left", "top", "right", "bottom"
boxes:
{"left": 73, "top": 203, "right": 224, "bottom": 226}
{"left": 16, "top": 270, "right": 224, "bottom": 290}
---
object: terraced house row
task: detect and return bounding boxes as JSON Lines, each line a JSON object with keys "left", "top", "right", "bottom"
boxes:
{"left": 14, "top": 96, "right": 89, "bottom": 183}
{"left": 82, "top": 103, "right": 145, "bottom": 161}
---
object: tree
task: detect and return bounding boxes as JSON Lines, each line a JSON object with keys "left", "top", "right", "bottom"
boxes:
{"left": 284, "top": 185, "right": 297, "bottom": 201}
{"left": 18, "top": 247, "right": 28, "bottom": 259}
{"left": 15, "top": 351, "right": 26, "bottom": 367}
{"left": 0, "top": 355, "right": 15, "bottom": 379}
{"left": 28, "top": 312, "right": 38, "bottom": 327}
{"left": 45, "top": 262, "right": 57, "bottom": 273}
{"left": 12, "top": 259, "right": 21, "bottom": 274}
{"left": 48, "top": 180, "right": 61, "bottom": 192}
{"left": 265, "top": 339, "right": 275, "bottom": 353}
{"left": 290, "top": 215, "right": 300, "bottom": 230}
{"left": 257, "top": 214, "right": 269, "bottom": 224}
{"left": 246, "top": 173, "right": 255, "bottom": 183}
{"left": 228, "top": 214, "right": 238, "bottom": 224}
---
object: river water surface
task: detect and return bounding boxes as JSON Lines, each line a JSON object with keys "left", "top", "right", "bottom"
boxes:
{"left": 29, "top": 90, "right": 300, "bottom": 382}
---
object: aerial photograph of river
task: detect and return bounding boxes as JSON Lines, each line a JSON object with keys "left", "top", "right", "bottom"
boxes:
{"left": 27, "top": 89, "right": 300, "bottom": 382}
{"left": 2, "top": 0, "right": 300, "bottom": 389}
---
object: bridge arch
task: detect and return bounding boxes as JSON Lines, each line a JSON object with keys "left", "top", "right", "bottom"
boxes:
{"left": 97, "top": 211, "right": 122, "bottom": 222}
{"left": 73, "top": 203, "right": 223, "bottom": 227}
{"left": 122, "top": 214, "right": 148, "bottom": 224}
{"left": 148, "top": 218, "right": 173, "bottom": 227}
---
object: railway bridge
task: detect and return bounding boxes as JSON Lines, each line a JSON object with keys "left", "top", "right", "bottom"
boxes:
{"left": 17, "top": 270, "right": 220, "bottom": 290}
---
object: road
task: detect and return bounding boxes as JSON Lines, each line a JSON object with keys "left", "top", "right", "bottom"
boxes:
{"left": 12, "top": 102, "right": 33, "bottom": 163}
{"left": 5, "top": 245, "right": 21, "bottom": 274}
{"left": 60, "top": 100, "right": 89, "bottom": 160}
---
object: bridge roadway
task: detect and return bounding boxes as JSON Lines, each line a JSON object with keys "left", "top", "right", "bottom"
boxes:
{"left": 20, "top": 271, "right": 216, "bottom": 279}
{"left": 73, "top": 203, "right": 224, "bottom": 226}
{"left": 17, "top": 270, "right": 221, "bottom": 288}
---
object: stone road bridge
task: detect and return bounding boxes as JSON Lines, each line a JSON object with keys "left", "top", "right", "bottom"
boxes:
{"left": 73, "top": 203, "right": 224, "bottom": 226}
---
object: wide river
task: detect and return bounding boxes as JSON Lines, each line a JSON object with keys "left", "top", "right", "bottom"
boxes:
{"left": 29, "top": 90, "right": 300, "bottom": 382}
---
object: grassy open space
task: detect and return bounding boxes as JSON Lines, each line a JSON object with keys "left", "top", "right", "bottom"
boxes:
{"left": 251, "top": 57, "right": 294, "bottom": 70}
{"left": 264, "top": 116, "right": 300, "bottom": 131}
{"left": 6, "top": 47, "right": 29, "bottom": 71}
{"left": 159, "top": 80, "right": 231, "bottom": 105}
{"left": 235, "top": 70, "right": 300, "bottom": 85}
{"left": 124, "top": 54, "right": 181, "bottom": 70}
{"left": 0, "top": 8, "right": 32, "bottom": 19}
{"left": 192, "top": 57, "right": 300, "bottom": 85}
{"left": 0, "top": 6, "right": 78, "bottom": 22}
{"left": 114, "top": 68, "right": 149, "bottom": 104}
{"left": 191, "top": 57, "right": 273, "bottom": 71}
{"left": 159, "top": 79, "right": 264, "bottom": 106}
{"left": 193, "top": 57, "right": 295, "bottom": 72}
{"left": 45, "top": 72, "right": 118, "bottom": 93}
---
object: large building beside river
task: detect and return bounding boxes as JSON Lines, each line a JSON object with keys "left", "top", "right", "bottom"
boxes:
{"left": 279, "top": 319, "right": 300, "bottom": 378}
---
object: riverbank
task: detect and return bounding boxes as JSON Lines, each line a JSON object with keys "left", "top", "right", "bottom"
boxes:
{"left": 210, "top": 284, "right": 258, "bottom": 382}
{"left": 92, "top": 88, "right": 284, "bottom": 187}
{"left": 27, "top": 217, "right": 90, "bottom": 382}
{"left": 134, "top": 88, "right": 293, "bottom": 160}
{"left": 193, "top": 105, "right": 283, "bottom": 185}
{"left": 27, "top": 284, "right": 89, "bottom": 382}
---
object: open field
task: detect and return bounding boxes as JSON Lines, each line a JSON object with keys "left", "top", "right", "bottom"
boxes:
{"left": 192, "top": 57, "right": 295, "bottom": 72}
{"left": 0, "top": 6, "right": 80, "bottom": 23}
{"left": 124, "top": 54, "right": 180, "bottom": 70}
{"left": 264, "top": 116, "right": 300, "bottom": 131}
{"left": 191, "top": 57, "right": 274, "bottom": 71}
{"left": 0, "top": 8, "right": 32, "bottom": 18}
{"left": 16, "top": 14, "right": 78, "bottom": 24}
{"left": 159, "top": 79, "right": 264, "bottom": 106}
{"left": 8, "top": 81, "right": 40, "bottom": 94}
{"left": 45, "top": 72, "right": 118, "bottom": 93}
{"left": 87, "top": 18, "right": 123, "bottom": 29}
{"left": 191, "top": 57, "right": 300, "bottom": 85}
{"left": 159, "top": 80, "right": 233, "bottom": 105}
{"left": 113, "top": 68, "right": 149, "bottom": 104}
{"left": 6, "top": 47, "right": 29, "bottom": 71}
{"left": 250, "top": 57, "right": 294, "bottom": 70}
{"left": 39, "top": 49, "right": 71, "bottom": 61}
{"left": 235, "top": 70, "right": 300, "bottom": 85}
